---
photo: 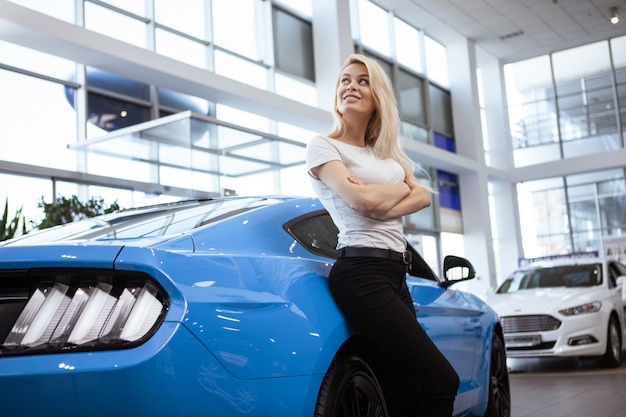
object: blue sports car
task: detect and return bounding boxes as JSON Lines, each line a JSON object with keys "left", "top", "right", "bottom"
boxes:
{"left": 0, "top": 196, "right": 509, "bottom": 417}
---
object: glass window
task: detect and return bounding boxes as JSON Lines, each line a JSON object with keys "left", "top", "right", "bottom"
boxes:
{"left": 567, "top": 182, "right": 600, "bottom": 252}
{"left": 412, "top": 234, "right": 439, "bottom": 278}
{"left": 8, "top": 0, "right": 74, "bottom": 23}
{"left": 498, "top": 264, "right": 602, "bottom": 292}
{"left": 404, "top": 167, "right": 436, "bottom": 230}
{"left": 429, "top": 85, "right": 453, "bottom": 135}
{"left": 276, "top": 122, "right": 315, "bottom": 144}
{"left": 272, "top": 0, "right": 312, "bottom": 17}
{"left": 154, "top": 0, "right": 206, "bottom": 40}
{"left": 155, "top": 29, "right": 208, "bottom": 68}
{"left": 612, "top": 35, "right": 626, "bottom": 70}
{"left": 86, "top": 67, "right": 150, "bottom": 100}
{"left": 273, "top": 7, "right": 314, "bottom": 82}
{"left": 566, "top": 171, "right": 626, "bottom": 253}
{"left": 280, "top": 164, "right": 313, "bottom": 196}
{"left": 597, "top": 178, "right": 626, "bottom": 237}
{"left": 0, "top": 70, "right": 78, "bottom": 170}
{"left": 98, "top": 0, "right": 146, "bottom": 17}
{"left": 214, "top": 50, "right": 268, "bottom": 90}
{"left": 0, "top": 174, "right": 54, "bottom": 227}
{"left": 283, "top": 211, "right": 338, "bottom": 259}
{"left": 517, "top": 178, "right": 570, "bottom": 257}
{"left": 221, "top": 171, "right": 276, "bottom": 195}
{"left": 216, "top": 105, "right": 270, "bottom": 133}
{"left": 401, "top": 122, "right": 428, "bottom": 143}
{"left": 517, "top": 170, "right": 626, "bottom": 258}
{"left": 0, "top": 41, "right": 75, "bottom": 82}
{"left": 553, "top": 42, "right": 619, "bottom": 157}
{"left": 611, "top": 36, "right": 626, "bottom": 144}
{"left": 84, "top": 2, "right": 147, "bottom": 48}
{"left": 157, "top": 88, "right": 210, "bottom": 114}
{"left": 212, "top": 0, "right": 265, "bottom": 60}
{"left": 275, "top": 73, "right": 317, "bottom": 106}
{"left": 504, "top": 56, "right": 560, "bottom": 167}
{"left": 79, "top": 185, "right": 132, "bottom": 209}
{"left": 87, "top": 92, "right": 151, "bottom": 134}
{"left": 611, "top": 36, "right": 626, "bottom": 74}
{"left": 370, "top": 55, "right": 393, "bottom": 80}
{"left": 553, "top": 42, "right": 612, "bottom": 85}
{"left": 424, "top": 36, "right": 448, "bottom": 87}
{"left": 84, "top": 147, "right": 153, "bottom": 184}
{"left": 394, "top": 18, "right": 422, "bottom": 73}
{"left": 397, "top": 69, "right": 426, "bottom": 126}
{"left": 357, "top": 0, "right": 391, "bottom": 57}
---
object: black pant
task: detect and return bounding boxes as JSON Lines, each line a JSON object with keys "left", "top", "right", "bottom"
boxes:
{"left": 329, "top": 255, "right": 460, "bottom": 417}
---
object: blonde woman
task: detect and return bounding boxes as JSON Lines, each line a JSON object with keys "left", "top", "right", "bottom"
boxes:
{"left": 306, "top": 54, "right": 459, "bottom": 416}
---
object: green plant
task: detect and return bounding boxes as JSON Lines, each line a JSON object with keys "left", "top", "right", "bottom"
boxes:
{"left": 0, "top": 198, "right": 27, "bottom": 242}
{"left": 36, "top": 195, "right": 121, "bottom": 230}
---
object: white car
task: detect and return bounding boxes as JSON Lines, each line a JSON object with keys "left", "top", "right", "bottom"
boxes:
{"left": 485, "top": 256, "right": 626, "bottom": 367}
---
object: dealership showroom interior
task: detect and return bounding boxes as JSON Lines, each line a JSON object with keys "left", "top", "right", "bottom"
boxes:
{"left": 1, "top": 0, "right": 626, "bottom": 416}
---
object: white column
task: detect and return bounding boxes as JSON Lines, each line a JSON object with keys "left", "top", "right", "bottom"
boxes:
{"left": 480, "top": 59, "right": 523, "bottom": 284}
{"left": 447, "top": 37, "right": 497, "bottom": 295}
{"left": 312, "top": 0, "right": 355, "bottom": 113}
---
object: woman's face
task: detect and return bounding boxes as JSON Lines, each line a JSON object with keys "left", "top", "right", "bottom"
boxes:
{"left": 336, "top": 63, "right": 375, "bottom": 118}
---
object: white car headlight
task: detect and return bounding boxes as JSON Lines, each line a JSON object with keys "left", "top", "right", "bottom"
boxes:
{"left": 559, "top": 301, "right": 601, "bottom": 316}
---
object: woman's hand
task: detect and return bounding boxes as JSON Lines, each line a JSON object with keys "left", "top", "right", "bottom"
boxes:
{"left": 347, "top": 175, "right": 364, "bottom": 185}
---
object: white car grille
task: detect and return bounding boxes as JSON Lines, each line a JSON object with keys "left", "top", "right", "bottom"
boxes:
{"left": 501, "top": 315, "right": 561, "bottom": 333}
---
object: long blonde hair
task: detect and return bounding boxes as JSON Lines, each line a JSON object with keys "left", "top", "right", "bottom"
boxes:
{"left": 328, "top": 54, "right": 415, "bottom": 178}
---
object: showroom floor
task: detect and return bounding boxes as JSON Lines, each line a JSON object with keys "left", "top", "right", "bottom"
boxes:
{"left": 508, "top": 354, "right": 626, "bottom": 417}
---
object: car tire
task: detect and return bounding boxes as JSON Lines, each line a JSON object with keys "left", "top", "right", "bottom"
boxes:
{"left": 314, "top": 353, "right": 388, "bottom": 417}
{"left": 598, "top": 316, "right": 621, "bottom": 368}
{"left": 484, "top": 335, "right": 511, "bottom": 417}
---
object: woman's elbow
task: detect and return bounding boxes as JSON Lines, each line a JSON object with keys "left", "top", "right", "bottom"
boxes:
{"left": 351, "top": 197, "right": 380, "bottom": 213}
{"left": 418, "top": 188, "right": 432, "bottom": 209}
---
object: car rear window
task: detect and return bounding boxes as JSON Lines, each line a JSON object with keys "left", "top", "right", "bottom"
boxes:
{"left": 2, "top": 197, "right": 277, "bottom": 245}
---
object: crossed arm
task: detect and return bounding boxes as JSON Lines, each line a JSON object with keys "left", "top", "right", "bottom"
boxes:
{"left": 311, "top": 160, "right": 431, "bottom": 220}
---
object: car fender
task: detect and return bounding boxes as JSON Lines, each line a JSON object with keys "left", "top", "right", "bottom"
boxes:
{"left": 115, "top": 246, "right": 352, "bottom": 380}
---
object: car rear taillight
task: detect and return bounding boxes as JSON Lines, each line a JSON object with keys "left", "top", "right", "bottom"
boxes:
{"left": 0, "top": 269, "right": 169, "bottom": 356}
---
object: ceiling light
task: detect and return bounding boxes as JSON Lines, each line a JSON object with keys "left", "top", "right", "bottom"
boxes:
{"left": 610, "top": 7, "right": 619, "bottom": 24}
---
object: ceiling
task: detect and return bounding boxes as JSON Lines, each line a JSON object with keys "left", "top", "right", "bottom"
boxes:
{"left": 376, "top": 0, "right": 626, "bottom": 64}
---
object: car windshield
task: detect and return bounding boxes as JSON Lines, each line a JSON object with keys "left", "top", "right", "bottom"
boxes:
{"left": 496, "top": 263, "right": 602, "bottom": 293}
{"left": 2, "top": 197, "right": 277, "bottom": 245}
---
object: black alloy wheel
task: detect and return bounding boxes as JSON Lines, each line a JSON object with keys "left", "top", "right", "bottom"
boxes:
{"left": 314, "top": 354, "right": 388, "bottom": 417}
{"left": 485, "top": 335, "right": 511, "bottom": 417}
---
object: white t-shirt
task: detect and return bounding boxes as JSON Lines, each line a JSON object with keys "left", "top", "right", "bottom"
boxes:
{"left": 305, "top": 134, "right": 407, "bottom": 252}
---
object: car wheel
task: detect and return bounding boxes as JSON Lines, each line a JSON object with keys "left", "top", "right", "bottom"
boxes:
{"left": 314, "top": 353, "right": 388, "bottom": 417}
{"left": 598, "top": 316, "right": 621, "bottom": 368}
{"left": 484, "top": 335, "right": 511, "bottom": 417}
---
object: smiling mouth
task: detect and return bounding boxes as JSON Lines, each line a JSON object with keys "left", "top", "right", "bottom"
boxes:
{"left": 343, "top": 94, "right": 360, "bottom": 100}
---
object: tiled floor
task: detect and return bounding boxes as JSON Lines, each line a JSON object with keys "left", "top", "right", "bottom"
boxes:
{"left": 508, "top": 355, "right": 626, "bottom": 417}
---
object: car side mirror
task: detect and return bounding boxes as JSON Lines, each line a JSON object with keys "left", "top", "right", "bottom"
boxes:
{"left": 440, "top": 255, "right": 476, "bottom": 288}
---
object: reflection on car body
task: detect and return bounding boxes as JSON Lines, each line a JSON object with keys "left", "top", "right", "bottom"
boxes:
{"left": 0, "top": 196, "right": 510, "bottom": 417}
